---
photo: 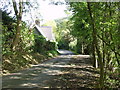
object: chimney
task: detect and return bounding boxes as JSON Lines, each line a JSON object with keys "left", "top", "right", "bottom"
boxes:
{"left": 35, "top": 20, "right": 40, "bottom": 26}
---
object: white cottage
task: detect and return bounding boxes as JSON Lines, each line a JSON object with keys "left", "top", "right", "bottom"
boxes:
{"left": 34, "top": 25, "right": 55, "bottom": 42}
{"left": 30, "top": 20, "right": 55, "bottom": 42}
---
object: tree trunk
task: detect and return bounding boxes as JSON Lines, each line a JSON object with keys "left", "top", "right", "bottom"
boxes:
{"left": 81, "top": 42, "right": 84, "bottom": 54}
{"left": 11, "top": 0, "right": 23, "bottom": 50}
{"left": 76, "top": 38, "right": 81, "bottom": 54}
{"left": 87, "top": 2, "right": 104, "bottom": 88}
{"left": 92, "top": 40, "right": 98, "bottom": 68}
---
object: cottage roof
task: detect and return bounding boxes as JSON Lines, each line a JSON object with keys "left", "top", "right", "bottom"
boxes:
{"left": 35, "top": 25, "right": 55, "bottom": 41}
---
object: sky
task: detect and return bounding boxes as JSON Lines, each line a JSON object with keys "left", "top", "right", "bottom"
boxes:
{"left": 37, "top": 0, "right": 67, "bottom": 23}
{"left": 0, "top": 0, "right": 68, "bottom": 25}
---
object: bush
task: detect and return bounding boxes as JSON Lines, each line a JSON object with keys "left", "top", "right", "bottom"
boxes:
{"left": 33, "top": 34, "right": 57, "bottom": 53}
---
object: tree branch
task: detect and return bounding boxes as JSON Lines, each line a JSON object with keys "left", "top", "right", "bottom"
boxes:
{"left": 12, "top": 0, "right": 18, "bottom": 17}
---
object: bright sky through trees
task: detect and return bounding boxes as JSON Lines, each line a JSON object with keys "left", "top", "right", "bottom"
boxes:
{"left": 38, "top": 0, "right": 67, "bottom": 23}
{"left": 0, "top": 0, "right": 68, "bottom": 25}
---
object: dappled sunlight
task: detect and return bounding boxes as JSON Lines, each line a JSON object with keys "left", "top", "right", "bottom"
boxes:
{"left": 21, "top": 83, "right": 38, "bottom": 87}
{"left": 42, "top": 69, "right": 69, "bottom": 75}
{"left": 2, "top": 53, "right": 99, "bottom": 88}
{"left": 38, "top": 63, "right": 88, "bottom": 69}
{"left": 57, "top": 50, "right": 75, "bottom": 55}
{"left": 9, "top": 76, "right": 21, "bottom": 79}
{"left": 72, "top": 55, "right": 90, "bottom": 58}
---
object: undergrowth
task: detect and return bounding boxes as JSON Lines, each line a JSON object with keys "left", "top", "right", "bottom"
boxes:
{"left": 2, "top": 50, "right": 58, "bottom": 74}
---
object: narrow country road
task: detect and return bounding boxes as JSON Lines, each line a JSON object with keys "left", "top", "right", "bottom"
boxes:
{"left": 2, "top": 50, "right": 99, "bottom": 88}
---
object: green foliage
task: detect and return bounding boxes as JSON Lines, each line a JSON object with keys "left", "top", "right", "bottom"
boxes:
{"left": 43, "top": 20, "right": 57, "bottom": 33}
{"left": 69, "top": 39, "right": 77, "bottom": 51}
{"left": 45, "top": 41, "right": 57, "bottom": 51}
{"left": 34, "top": 34, "right": 57, "bottom": 53}
{"left": 20, "top": 22, "right": 35, "bottom": 52}
{"left": 2, "top": 2, "right": 119, "bottom": 88}
{"left": 44, "top": 50, "right": 58, "bottom": 58}
{"left": 2, "top": 9, "right": 58, "bottom": 74}
{"left": 105, "top": 75, "right": 120, "bottom": 88}
{"left": 55, "top": 18, "right": 74, "bottom": 50}
{"left": 34, "top": 35, "right": 46, "bottom": 53}
{"left": 2, "top": 10, "right": 16, "bottom": 55}
{"left": 67, "top": 2, "right": 92, "bottom": 54}
{"left": 68, "top": 2, "right": 120, "bottom": 88}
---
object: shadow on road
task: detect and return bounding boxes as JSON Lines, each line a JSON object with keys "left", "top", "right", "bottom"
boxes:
{"left": 2, "top": 50, "right": 99, "bottom": 88}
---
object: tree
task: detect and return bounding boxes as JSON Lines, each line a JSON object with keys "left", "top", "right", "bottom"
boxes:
{"left": 87, "top": 2, "right": 104, "bottom": 88}
{"left": 11, "top": 0, "right": 23, "bottom": 50}
{"left": 68, "top": 2, "right": 92, "bottom": 54}
{"left": 68, "top": 2, "right": 120, "bottom": 88}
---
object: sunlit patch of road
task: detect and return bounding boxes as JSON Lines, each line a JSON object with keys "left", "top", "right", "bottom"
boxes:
{"left": 57, "top": 49, "right": 75, "bottom": 55}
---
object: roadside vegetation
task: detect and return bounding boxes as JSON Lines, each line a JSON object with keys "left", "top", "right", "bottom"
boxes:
{"left": 45, "top": 2, "right": 120, "bottom": 88}
{"left": 2, "top": 9, "right": 58, "bottom": 74}
{"left": 61, "top": 2, "right": 120, "bottom": 88}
